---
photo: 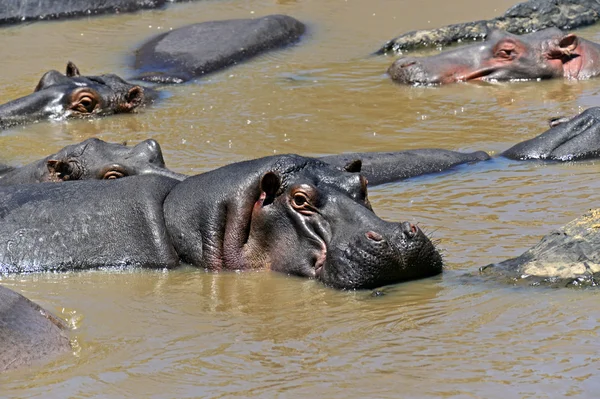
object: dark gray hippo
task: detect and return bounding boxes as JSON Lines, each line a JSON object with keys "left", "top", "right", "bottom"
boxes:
{"left": 377, "top": 0, "right": 600, "bottom": 54}
{"left": 0, "top": 285, "right": 71, "bottom": 372}
{"left": 133, "top": 14, "right": 306, "bottom": 83}
{"left": 388, "top": 28, "right": 600, "bottom": 85}
{"left": 0, "top": 138, "right": 186, "bottom": 185}
{"left": 0, "top": 0, "right": 167, "bottom": 25}
{"left": 0, "top": 155, "right": 443, "bottom": 289}
{"left": 0, "top": 62, "right": 158, "bottom": 129}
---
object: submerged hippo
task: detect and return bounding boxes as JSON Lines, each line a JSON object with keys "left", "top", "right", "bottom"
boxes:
{"left": 133, "top": 14, "right": 305, "bottom": 83}
{"left": 0, "top": 138, "right": 186, "bottom": 185}
{"left": 0, "top": 62, "right": 157, "bottom": 129}
{"left": 377, "top": 0, "right": 600, "bottom": 54}
{"left": 388, "top": 28, "right": 600, "bottom": 85}
{"left": 0, "top": 284, "right": 71, "bottom": 372}
{"left": 0, "top": 155, "right": 443, "bottom": 290}
{"left": 0, "top": 0, "right": 168, "bottom": 26}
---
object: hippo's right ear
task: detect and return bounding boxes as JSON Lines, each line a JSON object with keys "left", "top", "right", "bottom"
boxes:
{"left": 66, "top": 61, "right": 81, "bottom": 77}
{"left": 46, "top": 159, "right": 73, "bottom": 181}
{"left": 260, "top": 172, "right": 281, "bottom": 198}
{"left": 343, "top": 159, "right": 362, "bottom": 173}
{"left": 120, "top": 86, "right": 145, "bottom": 112}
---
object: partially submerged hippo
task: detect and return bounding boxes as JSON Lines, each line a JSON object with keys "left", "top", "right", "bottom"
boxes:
{"left": 0, "top": 155, "right": 443, "bottom": 290}
{"left": 0, "top": 285, "right": 71, "bottom": 372}
{"left": 388, "top": 28, "right": 600, "bottom": 85}
{"left": 0, "top": 138, "right": 186, "bottom": 185}
{"left": 377, "top": 0, "right": 600, "bottom": 54}
{"left": 133, "top": 14, "right": 305, "bottom": 83}
{"left": 0, "top": 0, "right": 167, "bottom": 26}
{"left": 0, "top": 62, "right": 157, "bottom": 129}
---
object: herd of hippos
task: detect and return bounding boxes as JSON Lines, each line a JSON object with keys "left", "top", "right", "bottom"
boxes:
{"left": 3, "top": 0, "right": 600, "bottom": 372}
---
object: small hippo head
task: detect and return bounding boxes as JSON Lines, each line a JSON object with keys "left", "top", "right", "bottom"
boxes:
{"left": 167, "top": 155, "right": 443, "bottom": 290}
{"left": 388, "top": 28, "right": 597, "bottom": 85}
{"left": 0, "top": 62, "right": 158, "bottom": 128}
{"left": 40, "top": 138, "right": 186, "bottom": 182}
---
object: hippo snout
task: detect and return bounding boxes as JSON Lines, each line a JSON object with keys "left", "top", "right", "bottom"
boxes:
{"left": 388, "top": 57, "right": 435, "bottom": 85}
{"left": 320, "top": 222, "right": 443, "bottom": 290}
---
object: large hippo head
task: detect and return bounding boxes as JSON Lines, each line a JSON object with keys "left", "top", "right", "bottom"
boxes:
{"left": 0, "top": 138, "right": 186, "bottom": 185}
{"left": 164, "top": 154, "right": 443, "bottom": 289}
{"left": 0, "top": 62, "right": 157, "bottom": 128}
{"left": 388, "top": 28, "right": 600, "bottom": 85}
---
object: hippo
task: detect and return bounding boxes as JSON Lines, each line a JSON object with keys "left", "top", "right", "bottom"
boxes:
{"left": 0, "top": 155, "right": 443, "bottom": 290}
{"left": 388, "top": 28, "right": 600, "bottom": 85}
{"left": 0, "top": 138, "right": 186, "bottom": 185}
{"left": 0, "top": 284, "right": 71, "bottom": 372}
{"left": 133, "top": 14, "right": 306, "bottom": 83}
{"left": 377, "top": 0, "right": 600, "bottom": 54}
{"left": 0, "top": 62, "right": 158, "bottom": 129}
{"left": 0, "top": 0, "right": 167, "bottom": 26}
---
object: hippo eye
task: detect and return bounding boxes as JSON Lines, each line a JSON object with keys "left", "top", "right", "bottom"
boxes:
{"left": 293, "top": 192, "right": 309, "bottom": 207}
{"left": 70, "top": 89, "right": 100, "bottom": 114}
{"left": 103, "top": 170, "right": 127, "bottom": 180}
{"left": 78, "top": 96, "right": 96, "bottom": 113}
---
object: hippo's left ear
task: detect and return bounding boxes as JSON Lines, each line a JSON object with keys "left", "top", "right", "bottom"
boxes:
{"left": 343, "top": 159, "right": 362, "bottom": 173}
{"left": 260, "top": 172, "right": 281, "bottom": 199}
{"left": 65, "top": 61, "right": 81, "bottom": 77}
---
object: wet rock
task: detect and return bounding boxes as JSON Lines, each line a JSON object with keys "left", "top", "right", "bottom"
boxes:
{"left": 133, "top": 14, "right": 306, "bottom": 83}
{"left": 480, "top": 208, "right": 600, "bottom": 287}
{"left": 377, "top": 0, "right": 600, "bottom": 54}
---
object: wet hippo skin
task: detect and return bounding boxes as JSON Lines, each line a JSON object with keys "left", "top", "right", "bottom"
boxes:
{"left": 0, "top": 155, "right": 443, "bottom": 290}
{"left": 0, "top": 285, "right": 71, "bottom": 373}
{"left": 388, "top": 28, "right": 600, "bottom": 85}
{"left": 0, "top": 138, "right": 186, "bottom": 185}
{"left": 133, "top": 14, "right": 306, "bottom": 83}
{"left": 0, "top": 62, "right": 158, "bottom": 129}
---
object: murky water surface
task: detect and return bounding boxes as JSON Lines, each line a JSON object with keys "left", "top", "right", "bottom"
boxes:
{"left": 2, "top": 0, "right": 600, "bottom": 397}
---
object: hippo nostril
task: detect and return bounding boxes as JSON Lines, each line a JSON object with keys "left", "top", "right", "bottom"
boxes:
{"left": 366, "top": 231, "right": 383, "bottom": 242}
{"left": 401, "top": 61, "right": 417, "bottom": 68}
{"left": 400, "top": 222, "right": 418, "bottom": 239}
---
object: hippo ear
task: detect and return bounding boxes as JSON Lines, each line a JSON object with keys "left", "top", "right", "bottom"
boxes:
{"left": 343, "top": 159, "right": 362, "bottom": 173}
{"left": 121, "top": 86, "right": 145, "bottom": 111}
{"left": 46, "top": 159, "right": 73, "bottom": 181}
{"left": 66, "top": 61, "right": 81, "bottom": 77}
{"left": 260, "top": 172, "right": 281, "bottom": 198}
{"left": 558, "top": 34, "right": 578, "bottom": 54}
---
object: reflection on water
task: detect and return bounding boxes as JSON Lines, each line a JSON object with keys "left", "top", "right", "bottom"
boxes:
{"left": 1, "top": 0, "right": 600, "bottom": 397}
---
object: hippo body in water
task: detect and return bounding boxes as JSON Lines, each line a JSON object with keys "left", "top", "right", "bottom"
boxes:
{"left": 0, "top": 154, "right": 443, "bottom": 289}
{"left": 0, "top": 62, "right": 157, "bottom": 129}
{"left": 0, "top": 285, "right": 70, "bottom": 372}
{"left": 0, "top": 0, "right": 167, "bottom": 26}
{"left": 0, "top": 138, "right": 186, "bottom": 185}
{"left": 388, "top": 28, "right": 600, "bottom": 85}
{"left": 377, "top": 0, "right": 600, "bottom": 54}
{"left": 133, "top": 14, "right": 306, "bottom": 83}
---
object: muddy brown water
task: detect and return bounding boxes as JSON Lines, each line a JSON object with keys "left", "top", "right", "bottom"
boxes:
{"left": 2, "top": 0, "right": 600, "bottom": 397}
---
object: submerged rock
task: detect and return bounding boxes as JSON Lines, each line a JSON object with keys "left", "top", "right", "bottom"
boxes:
{"left": 480, "top": 208, "right": 600, "bottom": 287}
{"left": 377, "top": 0, "right": 600, "bottom": 54}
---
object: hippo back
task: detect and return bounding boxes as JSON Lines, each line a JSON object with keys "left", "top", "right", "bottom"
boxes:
{"left": 0, "top": 285, "right": 70, "bottom": 372}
